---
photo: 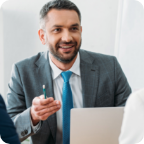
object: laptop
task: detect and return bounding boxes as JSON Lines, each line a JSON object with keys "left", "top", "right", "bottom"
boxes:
{"left": 70, "top": 107, "right": 124, "bottom": 144}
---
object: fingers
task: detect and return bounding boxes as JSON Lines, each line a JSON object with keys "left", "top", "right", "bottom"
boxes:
{"left": 39, "top": 95, "right": 45, "bottom": 99}
{"left": 36, "top": 104, "right": 61, "bottom": 116}
{"left": 31, "top": 95, "right": 61, "bottom": 122}
{"left": 33, "top": 95, "right": 54, "bottom": 106}
{"left": 34, "top": 100, "right": 61, "bottom": 121}
{"left": 38, "top": 107, "right": 61, "bottom": 121}
{"left": 34, "top": 100, "right": 61, "bottom": 111}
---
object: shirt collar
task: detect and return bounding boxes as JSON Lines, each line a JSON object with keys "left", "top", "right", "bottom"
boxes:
{"left": 49, "top": 52, "right": 80, "bottom": 80}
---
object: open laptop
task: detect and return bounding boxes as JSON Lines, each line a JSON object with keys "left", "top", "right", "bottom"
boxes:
{"left": 70, "top": 107, "right": 124, "bottom": 144}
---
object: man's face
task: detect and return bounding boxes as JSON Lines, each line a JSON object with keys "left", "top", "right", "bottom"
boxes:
{"left": 44, "top": 9, "right": 82, "bottom": 63}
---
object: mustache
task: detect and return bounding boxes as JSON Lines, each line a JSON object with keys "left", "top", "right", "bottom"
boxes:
{"left": 56, "top": 41, "right": 77, "bottom": 46}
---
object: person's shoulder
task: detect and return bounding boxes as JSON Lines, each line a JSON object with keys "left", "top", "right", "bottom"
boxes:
{"left": 79, "top": 49, "right": 116, "bottom": 64}
{"left": 0, "top": 94, "right": 4, "bottom": 103}
{"left": 129, "top": 88, "right": 144, "bottom": 99}
{"left": 0, "top": 94, "right": 6, "bottom": 109}
{"left": 126, "top": 88, "right": 144, "bottom": 107}
{"left": 80, "top": 49, "right": 115, "bottom": 59}
{"left": 14, "top": 51, "right": 47, "bottom": 68}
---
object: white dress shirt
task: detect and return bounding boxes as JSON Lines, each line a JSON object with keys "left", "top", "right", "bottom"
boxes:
{"left": 119, "top": 88, "right": 144, "bottom": 144}
{"left": 31, "top": 52, "right": 83, "bottom": 143}
{"left": 49, "top": 53, "right": 83, "bottom": 143}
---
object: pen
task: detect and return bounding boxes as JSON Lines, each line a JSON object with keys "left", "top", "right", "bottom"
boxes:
{"left": 43, "top": 85, "right": 47, "bottom": 99}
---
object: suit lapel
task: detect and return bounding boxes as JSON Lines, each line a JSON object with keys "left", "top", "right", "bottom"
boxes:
{"left": 35, "top": 51, "right": 57, "bottom": 142}
{"left": 79, "top": 50, "right": 99, "bottom": 107}
{"left": 34, "top": 50, "right": 99, "bottom": 140}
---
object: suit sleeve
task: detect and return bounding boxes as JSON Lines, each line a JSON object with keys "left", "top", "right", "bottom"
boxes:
{"left": 114, "top": 57, "right": 132, "bottom": 106}
{"left": 6, "top": 64, "right": 35, "bottom": 142}
{"left": 0, "top": 94, "right": 20, "bottom": 144}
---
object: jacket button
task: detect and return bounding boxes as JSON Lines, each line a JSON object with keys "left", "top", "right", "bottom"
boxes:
{"left": 25, "top": 130, "right": 28, "bottom": 135}
{"left": 21, "top": 131, "right": 25, "bottom": 136}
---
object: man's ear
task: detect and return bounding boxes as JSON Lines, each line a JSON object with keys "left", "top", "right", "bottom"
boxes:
{"left": 38, "top": 29, "right": 46, "bottom": 45}
{"left": 80, "top": 26, "right": 82, "bottom": 33}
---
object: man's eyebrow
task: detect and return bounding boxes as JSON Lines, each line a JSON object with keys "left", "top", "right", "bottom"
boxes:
{"left": 52, "top": 25, "right": 63, "bottom": 28}
{"left": 52, "top": 23, "right": 80, "bottom": 28}
{"left": 71, "top": 23, "right": 79, "bottom": 27}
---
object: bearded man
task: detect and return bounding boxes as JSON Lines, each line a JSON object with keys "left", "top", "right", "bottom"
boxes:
{"left": 7, "top": 0, "right": 131, "bottom": 144}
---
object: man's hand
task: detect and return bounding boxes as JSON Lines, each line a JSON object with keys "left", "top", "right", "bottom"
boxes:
{"left": 30, "top": 95, "right": 61, "bottom": 126}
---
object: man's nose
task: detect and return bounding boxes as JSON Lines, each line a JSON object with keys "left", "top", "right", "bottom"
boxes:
{"left": 61, "top": 31, "right": 73, "bottom": 42}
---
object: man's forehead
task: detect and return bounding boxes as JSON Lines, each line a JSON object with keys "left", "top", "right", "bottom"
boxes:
{"left": 46, "top": 9, "right": 80, "bottom": 26}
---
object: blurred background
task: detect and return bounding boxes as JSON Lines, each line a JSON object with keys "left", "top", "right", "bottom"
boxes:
{"left": 0, "top": 0, "right": 144, "bottom": 104}
{"left": 1, "top": 0, "right": 144, "bottom": 102}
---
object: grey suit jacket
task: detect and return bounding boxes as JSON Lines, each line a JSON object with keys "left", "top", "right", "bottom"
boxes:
{"left": 7, "top": 49, "right": 131, "bottom": 144}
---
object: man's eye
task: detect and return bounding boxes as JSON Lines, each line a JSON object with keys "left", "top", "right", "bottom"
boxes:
{"left": 71, "top": 27, "right": 78, "bottom": 31}
{"left": 54, "top": 28, "right": 61, "bottom": 32}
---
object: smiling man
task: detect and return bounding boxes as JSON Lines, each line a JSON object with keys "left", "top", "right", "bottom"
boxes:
{"left": 39, "top": 6, "right": 82, "bottom": 70}
{"left": 6, "top": 0, "right": 131, "bottom": 144}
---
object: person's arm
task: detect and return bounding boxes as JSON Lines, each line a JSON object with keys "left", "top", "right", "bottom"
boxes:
{"left": 30, "top": 118, "right": 41, "bottom": 133}
{"left": 119, "top": 90, "right": 144, "bottom": 144}
{"left": 0, "top": 94, "right": 20, "bottom": 144}
{"left": 7, "top": 64, "right": 35, "bottom": 142}
{"left": 114, "top": 57, "right": 132, "bottom": 106}
{"left": 7, "top": 64, "right": 61, "bottom": 142}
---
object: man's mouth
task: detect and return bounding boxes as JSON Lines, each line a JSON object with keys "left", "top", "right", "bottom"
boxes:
{"left": 58, "top": 45, "right": 75, "bottom": 53}
{"left": 59, "top": 45, "right": 74, "bottom": 49}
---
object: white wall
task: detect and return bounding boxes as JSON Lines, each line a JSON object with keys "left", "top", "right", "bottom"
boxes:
{"left": 0, "top": 0, "right": 119, "bottom": 99}
{"left": 115, "top": 0, "right": 144, "bottom": 91}
{"left": 74, "top": 0, "right": 119, "bottom": 55}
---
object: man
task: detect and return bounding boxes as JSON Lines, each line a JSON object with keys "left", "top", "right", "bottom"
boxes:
{"left": 119, "top": 88, "right": 144, "bottom": 144}
{"left": 0, "top": 94, "right": 20, "bottom": 144}
{"left": 7, "top": 0, "right": 131, "bottom": 144}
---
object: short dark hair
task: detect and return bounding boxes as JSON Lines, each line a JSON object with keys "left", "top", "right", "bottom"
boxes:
{"left": 39, "top": 0, "right": 81, "bottom": 29}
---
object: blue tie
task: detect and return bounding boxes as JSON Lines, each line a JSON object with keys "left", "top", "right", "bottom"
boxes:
{"left": 61, "top": 71, "right": 73, "bottom": 144}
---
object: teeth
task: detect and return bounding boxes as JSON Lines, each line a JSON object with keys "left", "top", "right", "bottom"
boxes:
{"left": 60, "top": 46, "right": 73, "bottom": 48}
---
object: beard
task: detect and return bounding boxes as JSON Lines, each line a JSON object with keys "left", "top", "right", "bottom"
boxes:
{"left": 48, "top": 40, "right": 82, "bottom": 64}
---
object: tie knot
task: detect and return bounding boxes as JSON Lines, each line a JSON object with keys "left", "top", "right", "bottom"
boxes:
{"left": 61, "top": 71, "right": 72, "bottom": 82}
